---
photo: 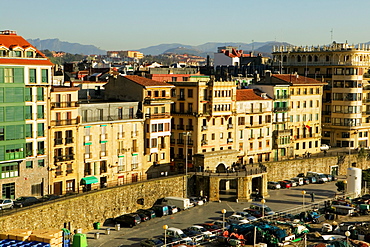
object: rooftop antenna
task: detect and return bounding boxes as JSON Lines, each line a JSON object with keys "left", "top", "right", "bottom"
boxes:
{"left": 330, "top": 28, "right": 333, "bottom": 43}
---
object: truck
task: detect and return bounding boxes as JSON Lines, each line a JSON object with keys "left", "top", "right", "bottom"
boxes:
{"left": 157, "top": 196, "right": 192, "bottom": 210}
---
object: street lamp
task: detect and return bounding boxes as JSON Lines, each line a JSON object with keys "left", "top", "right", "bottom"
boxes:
{"left": 221, "top": 209, "right": 226, "bottom": 230}
{"left": 302, "top": 190, "right": 306, "bottom": 209}
{"left": 343, "top": 180, "right": 347, "bottom": 195}
{"left": 345, "top": 230, "right": 351, "bottom": 246}
{"left": 163, "top": 225, "right": 168, "bottom": 246}
{"left": 183, "top": 131, "right": 191, "bottom": 197}
{"left": 261, "top": 198, "right": 266, "bottom": 218}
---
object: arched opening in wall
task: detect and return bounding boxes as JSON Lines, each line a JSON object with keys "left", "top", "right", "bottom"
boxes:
{"left": 216, "top": 163, "right": 227, "bottom": 173}
{"left": 251, "top": 176, "right": 263, "bottom": 200}
{"left": 219, "top": 178, "right": 237, "bottom": 202}
{"left": 249, "top": 158, "right": 254, "bottom": 164}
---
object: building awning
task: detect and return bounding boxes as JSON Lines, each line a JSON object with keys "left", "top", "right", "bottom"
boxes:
{"left": 81, "top": 176, "right": 99, "bottom": 185}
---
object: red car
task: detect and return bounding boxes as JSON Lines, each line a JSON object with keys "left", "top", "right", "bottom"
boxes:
{"left": 279, "top": 180, "right": 291, "bottom": 189}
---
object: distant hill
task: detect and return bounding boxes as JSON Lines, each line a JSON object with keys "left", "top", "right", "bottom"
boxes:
{"left": 138, "top": 41, "right": 291, "bottom": 57}
{"left": 27, "top": 38, "right": 106, "bottom": 55}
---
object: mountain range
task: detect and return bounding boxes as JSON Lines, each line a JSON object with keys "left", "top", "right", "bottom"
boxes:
{"left": 27, "top": 38, "right": 291, "bottom": 57}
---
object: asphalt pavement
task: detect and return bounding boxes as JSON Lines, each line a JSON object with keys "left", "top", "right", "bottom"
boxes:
{"left": 85, "top": 181, "right": 339, "bottom": 247}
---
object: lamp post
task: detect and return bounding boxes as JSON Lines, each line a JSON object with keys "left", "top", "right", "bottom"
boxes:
{"left": 221, "top": 209, "right": 226, "bottom": 230}
{"left": 183, "top": 132, "right": 191, "bottom": 198}
{"left": 163, "top": 225, "right": 168, "bottom": 246}
{"left": 343, "top": 180, "right": 347, "bottom": 196}
{"left": 345, "top": 230, "right": 351, "bottom": 247}
{"left": 261, "top": 198, "right": 266, "bottom": 218}
{"left": 302, "top": 190, "right": 306, "bottom": 209}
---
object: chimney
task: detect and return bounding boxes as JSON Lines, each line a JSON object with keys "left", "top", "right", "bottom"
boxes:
{"left": 266, "top": 70, "right": 272, "bottom": 83}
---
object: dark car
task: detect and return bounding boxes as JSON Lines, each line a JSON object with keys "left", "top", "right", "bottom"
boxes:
{"left": 114, "top": 213, "right": 141, "bottom": 228}
{"left": 151, "top": 205, "right": 169, "bottom": 217}
{"left": 302, "top": 178, "right": 310, "bottom": 185}
{"left": 14, "top": 196, "right": 40, "bottom": 208}
{"left": 140, "top": 238, "right": 164, "bottom": 247}
{"left": 39, "top": 194, "right": 61, "bottom": 202}
{"left": 168, "top": 205, "right": 178, "bottom": 215}
{"left": 136, "top": 209, "right": 156, "bottom": 219}
{"left": 306, "top": 176, "right": 317, "bottom": 184}
{"left": 325, "top": 174, "right": 333, "bottom": 182}
{"left": 137, "top": 213, "right": 149, "bottom": 222}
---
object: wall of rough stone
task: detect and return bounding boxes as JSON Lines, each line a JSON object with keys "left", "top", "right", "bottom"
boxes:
{"left": 265, "top": 154, "right": 370, "bottom": 181}
{"left": 0, "top": 175, "right": 184, "bottom": 232}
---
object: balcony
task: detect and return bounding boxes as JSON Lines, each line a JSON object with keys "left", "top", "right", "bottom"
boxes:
{"left": 131, "top": 163, "right": 139, "bottom": 170}
{"left": 170, "top": 139, "right": 176, "bottom": 144}
{"left": 143, "top": 97, "right": 171, "bottom": 105}
{"left": 65, "top": 137, "right": 73, "bottom": 144}
{"left": 275, "top": 95, "right": 290, "bottom": 99}
{"left": 131, "top": 131, "right": 138, "bottom": 138}
{"left": 55, "top": 170, "right": 63, "bottom": 176}
{"left": 50, "top": 118, "right": 78, "bottom": 126}
{"left": 100, "top": 151, "right": 108, "bottom": 158}
{"left": 117, "top": 132, "right": 125, "bottom": 139}
{"left": 51, "top": 101, "right": 79, "bottom": 109}
{"left": 84, "top": 135, "right": 92, "bottom": 142}
{"left": 145, "top": 113, "right": 171, "bottom": 119}
{"left": 100, "top": 133, "right": 108, "bottom": 141}
{"left": 322, "top": 111, "right": 332, "bottom": 115}
{"left": 227, "top": 124, "right": 233, "bottom": 129}
{"left": 273, "top": 107, "right": 290, "bottom": 112}
{"left": 201, "top": 140, "right": 208, "bottom": 145}
{"left": 177, "top": 125, "right": 185, "bottom": 130}
{"left": 227, "top": 138, "right": 233, "bottom": 143}
{"left": 66, "top": 169, "right": 73, "bottom": 174}
{"left": 84, "top": 153, "right": 91, "bottom": 159}
{"left": 177, "top": 139, "right": 184, "bottom": 144}
{"left": 201, "top": 125, "right": 208, "bottom": 131}
{"left": 177, "top": 96, "right": 186, "bottom": 101}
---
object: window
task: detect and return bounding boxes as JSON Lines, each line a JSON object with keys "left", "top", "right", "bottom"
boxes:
{"left": 37, "top": 123, "right": 44, "bottom": 137}
{"left": 26, "top": 161, "right": 33, "bottom": 169}
{"left": 37, "top": 141, "right": 44, "bottom": 155}
{"left": 41, "top": 69, "right": 48, "bottom": 83}
{"left": 26, "top": 51, "right": 33, "bottom": 58}
{"left": 4, "top": 68, "right": 14, "bottom": 83}
{"left": 212, "top": 133, "right": 215, "bottom": 140}
{"left": 37, "top": 105, "right": 44, "bottom": 119}
{"left": 38, "top": 159, "right": 44, "bottom": 167}
{"left": 188, "top": 89, "right": 193, "bottom": 98}
{"left": 0, "top": 162, "right": 19, "bottom": 178}
{"left": 66, "top": 130, "right": 73, "bottom": 144}
{"left": 0, "top": 126, "right": 4, "bottom": 140}
{"left": 29, "top": 69, "right": 36, "bottom": 83}
{"left": 220, "top": 132, "right": 223, "bottom": 139}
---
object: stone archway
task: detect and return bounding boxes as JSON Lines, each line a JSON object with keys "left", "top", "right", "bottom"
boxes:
{"left": 216, "top": 163, "right": 227, "bottom": 173}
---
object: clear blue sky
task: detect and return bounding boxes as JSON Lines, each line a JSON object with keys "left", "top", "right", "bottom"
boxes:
{"left": 2, "top": 0, "right": 370, "bottom": 51}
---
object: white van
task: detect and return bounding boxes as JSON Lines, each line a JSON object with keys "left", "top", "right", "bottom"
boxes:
{"left": 161, "top": 197, "right": 192, "bottom": 210}
{"left": 307, "top": 171, "right": 328, "bottom": 183}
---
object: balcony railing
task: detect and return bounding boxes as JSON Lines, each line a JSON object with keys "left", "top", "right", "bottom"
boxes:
{"left": 186, "top": 125, "right": 194, "bottom": 131}
{"left": 177, "top": 125, "right": 185, "bottom": 130}
{"left": 51, "top": 101, "right": 79, "bottom": 109}
{"left": 54, "top": 139, "right": 63, "bottom": 146}
{"left": 177, "top": 139, "right": 184, "bottom": 144}
{"left": 50, "top": 118, "right": 78, "bottom": 126}
{"left": 145, "top": 113, "right": 171, "bottom": 119}
{"left": 273, "top": 107, "right": 290, "bottom": 112}
{"left": 227, "top": 124, "right": 233, "bottom": 129}
{"left": 275, "top": 95, "right": 290, "bottom": 99}
{"left": 65, "top": 137, "right": 73, "bottom": 144}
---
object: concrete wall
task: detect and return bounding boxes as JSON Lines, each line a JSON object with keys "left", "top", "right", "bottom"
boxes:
{"left": 0, "top": 175, "right": 184, "bottom": 232}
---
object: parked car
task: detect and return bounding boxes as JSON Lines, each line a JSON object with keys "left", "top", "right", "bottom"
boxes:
{"left": 14, "top": 196, "right": 40, "bottom": 208}
{"left": 291, "top": 177, "right": 304, "bottom": 186}
{"left": 249, "top": 202, "right": 275, "bottom": 216}
{"left": 168, "top": 205, "right": 178, "bottom": 215}
{"left": 189, "top": 197, "right": 204, "bottom": 206}
{"left": 140, "top": 238, "right": 164, "bottom": 247}
{"left": 39, "top": 194, "right": 61, "bottom": 202}
{"left": 165, "top": 227, "right": 193, "bottom": 242}
{"left": 187, "top": 225, "right": 215, "bottom": 239}
{"left": 324, "top": 174, "right": 333, "bottom": 182}
{"left": 227, "top": 215, "right": 249, "bottom": 224}
{"left": 212, "top": 220, "right": 230, "bottom": 230}
{"left": 285, "top": 179, "right": 298, "bottom": 187}
{"left": 320, "top": 144, "right": 330, "bottom": 151}
{"left": 0, "top": 199, "right": 13, "bottom": 210}
{"left": 137, "top": 213, "right": 149, "bottom": 222}
{"left": 195, "top": 223, "right": 222, "bottom": 235}
{"left": 182, "top": 228, "right": 204, "bottom": 243}
{"left": 243, "top": 208, "right": 262, "bottom": 218}
{"left": 279, "top": 180, "right": 291, "bottom": 189}
{"left": 306, "top": 176, "right": 317, "bottom": 184}
{"left": 151, "top": 205, "right": 169, "bottom": 217}
{"left": 114, "top": 213, "right": 141, "bottom": 228}
{"left": 302, "top": 177, "right": 310, "bottom": 185}
{"left": 267, "top": 181, "right": 281, "bottom": 190}
{"left": 136, "top": 209, "right": 156, "bottom": 219}
{"left": 234, "top": 211, "right": 257, "bottom": 221}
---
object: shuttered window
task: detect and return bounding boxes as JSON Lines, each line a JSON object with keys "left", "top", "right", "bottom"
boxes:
{"left": 0, "top": 68, "right": 4, "bottom": 83}
{"left": 5, "top": 88, "right": 24, "bottom": 103}
{"left": 37, "top": 123, "right": 44, "bottom": 137}
{"left": 37, "top": 87, "right": 44, "bottom": 101}
{"left": 41, "top": 69, "right": 48, "bottom": 83}
{"left": 5, "top": 125, "right": 24, "bottom": 140}
{"left": 13, "top": 68, "right": 24, "bottom": 83}
{"left": 37, "top": 105, "right": 44, "bottom": 119}
{"left": 0, "top": 88, "right": 3, "bottom": 102}
{"left": 25, "top": 106, "right": 32, "bottom": 119}
{"left": 25, "top": 87, "right": 32, "bottom": 101}
{"left": 29, "top": 69, "right": 36, "bottom": 83}
{"left": 25, "top": 124, "right": 32, "bottom": 138}
{"left": 0, "top": 107, "right": 3, "bottom": 122}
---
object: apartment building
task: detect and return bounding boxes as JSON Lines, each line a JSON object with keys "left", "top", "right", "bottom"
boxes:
{"left": 250, "top": 72, "right": 325, "bottom": 159}
{"left": 0, "top": 30, "right": 53, "bottom": 198}
{"left": 170, "top": 75, "right": 239, "bottom": 172}
{"left": 272, "top": 42, "right": 370, "bottom": 149}
{"left": 48, "top": 86, "right": 79, "bottom": 195}
{"left": 77, "top": 101, "right": 144, "bottom": 191}
{"left": 104, "top": 75, "right": 174, "bottom": 178}
{"left": 235, "top": 89, "right": 273, "bottom": 164}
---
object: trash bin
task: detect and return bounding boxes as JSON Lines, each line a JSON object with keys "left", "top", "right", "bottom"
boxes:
{"left": 105, "top": 228, "right": 111, "bottom": 235}
{"left": 115, "top": 224, "right": 120, "bottom": 231}
{"left": 93, "top": 222, "right": 100, "bottom": 230}
{"left": 72, "top": 233, "right": 87, "bottom": 247}
{"left": 94, "top": 232, "right": 100, "bottom": 239}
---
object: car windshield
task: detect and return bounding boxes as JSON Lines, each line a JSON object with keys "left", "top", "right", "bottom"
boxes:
{"left": 0, "top": 200, "right": 4, "bottom": 203}
{"left": 16, "top": 197, "right": 25, "bottom": 201}
{"left": 179, "top": 233, "right": 187, "bottom": 238}
{"left": 264, "top": 207, "right": 272, "bottom": 212}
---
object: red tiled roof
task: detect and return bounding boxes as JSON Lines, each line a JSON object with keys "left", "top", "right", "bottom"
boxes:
{"left": 236, "top": 89, "right": 269, "bottom": 101}
{"left": 0, "top": 58, "right": 53, "bottom": 66}
{"left": 0, "top": 33, "right": 53, "bottom": 66}
{"left": 124, "top": 75, "right": 173, "bottom": 87}
{"left": 272, "top": 74, "right": 326, "bottom": 85}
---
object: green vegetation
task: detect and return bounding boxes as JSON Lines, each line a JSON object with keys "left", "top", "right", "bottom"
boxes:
{"left": 41, "top": 50, "right": 85, "bottom": 65}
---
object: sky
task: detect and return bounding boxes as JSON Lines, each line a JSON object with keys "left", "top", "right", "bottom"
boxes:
{"left": 2, "top": 0, "right": 370, "bottom": 51}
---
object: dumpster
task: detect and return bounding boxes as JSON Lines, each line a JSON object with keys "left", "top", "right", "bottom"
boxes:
{"left": 72, "top": 233, "right": 87, "bottom": 247}
{"left": 93, "top": 222, "right": 101, "bottom": 230}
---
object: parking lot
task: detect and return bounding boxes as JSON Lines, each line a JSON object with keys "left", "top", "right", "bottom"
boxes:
{"left": 86, "top": 180, "right": 338, "bottom": 246}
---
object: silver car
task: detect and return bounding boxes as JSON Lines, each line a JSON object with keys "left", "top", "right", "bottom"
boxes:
{"left": 0, "top": 199, "right": 13, "bottom": 210}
